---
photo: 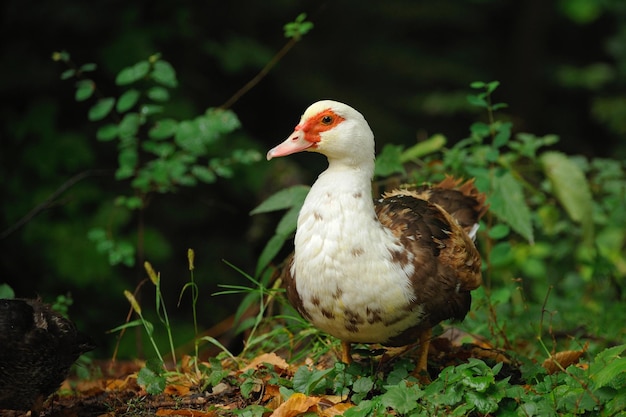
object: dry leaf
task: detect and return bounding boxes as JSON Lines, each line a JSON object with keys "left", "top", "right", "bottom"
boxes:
{"left": 105, "top": 376, "right": 135, "bottom": 391}
{"left": 241, "top": 352, "right": 291, "bottom": 373}
{"left": 542, "top": 349, "right": 586, "bottom": 374}
{"left": 164, "top": 383, "right": 191, "bottom": 396}
{"left": 270, "top": 393, "right": 320, "bottom": 417}
{"left": 320, "top": 402, "right": 353, "bottom": 417}
{"left": 262, "top": 384, "right": 283, "bottom": 410}
{"left": 180, "top": 355, "right": 195, "bottom": 374}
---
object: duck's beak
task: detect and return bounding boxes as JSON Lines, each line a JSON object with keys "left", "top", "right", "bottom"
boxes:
{"left": 266, "top": 129, "right": 315, "bottom": 160}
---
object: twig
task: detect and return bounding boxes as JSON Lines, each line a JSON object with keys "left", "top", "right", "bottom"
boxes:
{"left": 219, "top": 38, "right": 299, "bottom": 110}
{"left": 0, "top": 169, "right": 110, "bottom": 239}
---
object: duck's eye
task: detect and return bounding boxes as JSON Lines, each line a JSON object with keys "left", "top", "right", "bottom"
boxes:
{"left": 321, "top": 115, "right": 333, "bottom": 125}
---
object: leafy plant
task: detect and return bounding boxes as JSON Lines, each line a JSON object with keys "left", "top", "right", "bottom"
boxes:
{"left": 53, "top": 52, "right": 262, "bottom": 267}
{"left": 137, "top": 358, "right": 167, "bottom": 395}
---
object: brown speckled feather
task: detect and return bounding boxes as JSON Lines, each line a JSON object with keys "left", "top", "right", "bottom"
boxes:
{"left": 282, "top": 253, "right": 308, "bottom": 320}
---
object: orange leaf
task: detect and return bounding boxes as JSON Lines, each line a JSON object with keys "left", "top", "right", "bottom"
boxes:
{"left": 242, "top": 352, "right": 291, "bottom": 373}
{"left": 321, "top": 402, "right": 353, "bottom": 417}
{"left": 104, "top": 375, "right": 136, "bottom": 391}
{"left": 270, "top": 393, "right": 320, "bottom": 417}
{"left": 164, "top": 383, "right": 191, "bottom": 396}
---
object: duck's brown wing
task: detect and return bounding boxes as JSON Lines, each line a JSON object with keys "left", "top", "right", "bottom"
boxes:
{"left": 406, "top": 176, "right": 488, "bottom": 236}
{"left": 375, "top": 188, "right": 482, "bottom": 346}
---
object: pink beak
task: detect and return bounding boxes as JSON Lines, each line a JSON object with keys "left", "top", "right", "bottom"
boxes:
{"left": 266, "top": 129, "right": 315, "bottom": 160}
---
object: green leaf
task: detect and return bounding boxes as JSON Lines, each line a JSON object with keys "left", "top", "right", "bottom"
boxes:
{"left": 400, "top": 134, "right": 446, "bottom": 162}
{"left": 142, "top": 141, "right": 174, "bottom": 157}
{"left": 75, "top": 80, "right": 95, "bottom": 101}
{"left": 275, "top": 205, "right": 300, "bottom": 236}
{"left": 250, "top": 185, "right": 310, "bottom": 215}
{"left": 191, "top": 165, "right": 217, "bottom": 183}
{"left": 489, "top": 171, "right": 534, "bottom": 243}
{"left": 374, "top": 144, "right": 406, "bottom": 177}
{"left": 381, "top": 381, "right": 421, "bottom": 414}
{"left": 0, "top": 284, "right": 15, "bottom": 299}
{"left": 239, "top": 373, "right": 261, "bottom": 399}
{"left": 470, "top": 81, "right": 486, "bottom": 89}
{"left": 593, "top": 358, "right": 626, "bottom": 388}
{"left": 116, "top": 61, "right": 150, "bottom": 85}
{"left": 60, "top": 69, "right": 75, "bottom": 80}
{"left": 485, "top": 80, "right": 500, "bottom": 94}
{"left": 140, "top": 104, "right": 164, "bottom": 116}
{"left": 149, "top": 118, "right": 178, "bottom": 140}
{"left": 137, "top": 362, "right": 166, "bottom": 395}
{"left": 510, "top": 133, "right": 560, "bottom": 159}
{"left": 255, "top": 234, "right": 289, "bottom": 277}
{"left": 284, "top": 13, "right": 314, "bottom": 40}
{"left": 205, "top": 108, "right": 241, "bottom": 133}
{"left": 591, "top": 345, "right": 626, "bottom": 388}
{"left": 470, "top": 122, "right": 491, "bottom": 138}
{"left": 467, "top": 94, "right": 488, "bottom": 108}
{"left": 594, "top": 344, "right": 626, "bottom": 363}
{"left": 107, "top": 318, "right": 144, "bottom": 333}
{"left": 116, "top": 89, "right": 140, "bottom": 113}
{"left": 464, "top": 390, "right": 499, "bottom": 414}
{"left": 353, "top": 377, "right": 374, "bottom": 394}
{"left": 175, "top": 120, "right": 207, "bottom": 155}
{"left": 116, "top": 147, "right": 138, "bottom": 179}
{"left": 79, "top": 63, "right": 97, "bottom": 73}
{"left": 115, "top": 195, "right": 143, "bottom": 210}
{"left": 118, "top": 113, "right": 141, "bottom": 139}
{"left": 541, "top": 151, "right": 594, "bottom": 244}
{"left": 88, "top": 97, "right": 115, "bottom": 121}
{"left": 292, "top": 366, "right": 334, "bottom": 395}
{"left": 493, "top": 121, "right": 512, "bottom": 147}
{"left": 147, "top": 86, "right": 170, "bottom": 102}
{"left": 462, "top": 374, "right": 494, "bottom": 392}
{"left": 344, "top": 399, "right": 383, "bottom": 417}
{"left": 487, "top": 223, "right": 511, "bottom": 240}
{"left": 96, "top": 124, "right": 118, "bottom": 141}
{"left": 151, "top": 60, "right": 178, "bottom": 88}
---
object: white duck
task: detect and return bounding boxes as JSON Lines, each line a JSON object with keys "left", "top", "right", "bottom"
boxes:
{"left": 267, "top": 100, "right": 486, "bottom": 374}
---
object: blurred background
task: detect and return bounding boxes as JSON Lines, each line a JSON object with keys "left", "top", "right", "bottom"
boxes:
{"left": 1, "top": 0, "right": 625, "bottom": 358}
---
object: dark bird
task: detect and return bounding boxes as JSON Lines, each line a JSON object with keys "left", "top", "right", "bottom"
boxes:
{"left": 267, "top": 100, "right": 487, "bottom": 374}
{"left": 0, "top": 298, "right": 95, "bottom": 411}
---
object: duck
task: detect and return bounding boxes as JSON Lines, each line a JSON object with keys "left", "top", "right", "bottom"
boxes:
{"left": 0, "top": 298, "right": 95, "bottom": 411}
{"left": 266, "top": 100, "right": 487, "bottom": 374}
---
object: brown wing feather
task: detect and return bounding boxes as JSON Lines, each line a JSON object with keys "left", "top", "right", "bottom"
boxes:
{"left": 398, "top": 176, "right": 488, "bottom": 235}
{"left": 281, "top": 253, "right": 310, "bottom": 321}
{"left": 375, "top": 183, "right": 483, "bottom": 346}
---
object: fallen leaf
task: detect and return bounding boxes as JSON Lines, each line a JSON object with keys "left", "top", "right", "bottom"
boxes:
{"left": 320, "top": 402, "right": 353, "bottom": 417}
{"left": 542, "top": 349, "right": 586, "bottom": 374}
{"left": 241, "top": 352, "right": 291, "bottom": 373}
{"left": 105, "top": 376, "right": 137, "bottom": 391}
{"left": 164, "top": 383, "right": 191, "bottom": 396}
{"left": 270, "top": 393, "right": 320, "bottom": 417}
{"left": 262, "top": 384, "right": 283, "bottom": 410}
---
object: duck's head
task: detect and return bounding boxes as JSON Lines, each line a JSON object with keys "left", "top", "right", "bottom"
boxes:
{"left": 267, "top": 100, "right": 375, "bottom": 167}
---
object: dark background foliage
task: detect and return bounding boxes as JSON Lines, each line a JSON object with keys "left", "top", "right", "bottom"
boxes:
{"left": 1, "top": 0, "right": 625, "bottom": 357}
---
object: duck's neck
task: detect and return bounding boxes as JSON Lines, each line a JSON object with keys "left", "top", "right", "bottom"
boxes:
{"left": 296, "top": 158, "right": 378, "bottom": 236}
{"left": 317, "top": 158, "right": 374, "bottom": 198}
